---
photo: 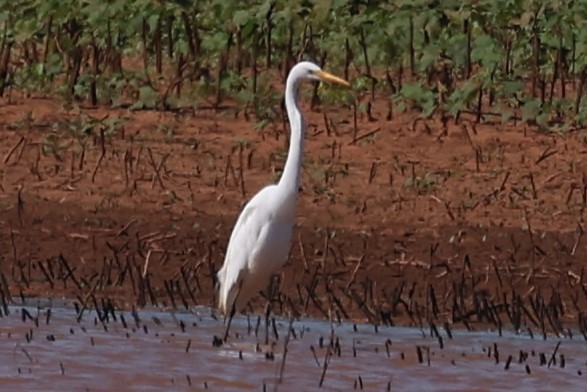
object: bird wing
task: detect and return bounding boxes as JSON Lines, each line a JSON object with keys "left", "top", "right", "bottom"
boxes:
{"left": 217, "top": 186, "right": 276, "bottom": 314}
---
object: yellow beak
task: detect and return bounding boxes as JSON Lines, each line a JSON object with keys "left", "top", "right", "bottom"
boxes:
{"left": 315, "top": 70, "right": 351, "bottom": 87}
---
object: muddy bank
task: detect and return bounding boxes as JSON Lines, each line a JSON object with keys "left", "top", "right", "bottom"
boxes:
{"left": 0, "top": 196, "right": 586, "bottom": 338}
{"left": 2, "top": 96, "right": 587, "bottom": 336}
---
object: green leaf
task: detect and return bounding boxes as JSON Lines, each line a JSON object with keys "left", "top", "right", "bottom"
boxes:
{"left": 501, "top": 81, "right": 523, "bottom": 96}
{"left": 232, "top": 10, "right": 251, "bottom": 27}
{"left": 131, "top": 86, "right": 157, "bottom": 110}
{"left": 521, "top": 98, "right": 542, "bottom": 122}
{"left": 501, "top": 110, "right": 514, "bottom": 124}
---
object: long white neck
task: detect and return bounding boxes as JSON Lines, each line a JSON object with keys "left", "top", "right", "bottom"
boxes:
{"left": 278, "top": 75, "right": 305, "bottom": 197}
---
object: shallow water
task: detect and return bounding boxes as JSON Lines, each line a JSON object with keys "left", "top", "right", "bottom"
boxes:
{"left": 0, "top": 299, "right": 585, "bottom": 391}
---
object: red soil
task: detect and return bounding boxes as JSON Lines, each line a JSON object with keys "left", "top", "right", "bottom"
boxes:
{"left": 1, "top": 91, "right": 586, "bottom": 334}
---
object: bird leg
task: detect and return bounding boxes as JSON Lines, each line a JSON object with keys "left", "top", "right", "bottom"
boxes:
{"left": 223, "top": 302, "right": 236, "bottom": 343}
{"left": 264, "top": 300, "right": 272, "bottom": 345}
{"left": 223, "top": 280, "right": 243, "bottom": 343}
{"left": 264, "top": 274, "right": 277, "bottom": 345}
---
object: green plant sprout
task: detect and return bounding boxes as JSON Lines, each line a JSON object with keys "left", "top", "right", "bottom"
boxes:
{"left": 0, "top": 0, "right": 586, "bottom": 129}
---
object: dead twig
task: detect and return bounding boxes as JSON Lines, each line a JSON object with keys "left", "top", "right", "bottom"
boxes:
{"left": 91, "top": 129, "right": 106, "bottom": 183}
{"left": 142, "top": 249, "right": 153, "bottom": 278}
{"left": 348, "top": 127, "right": 380, "bottom": 145}
{"left": 147, "top": 148, "right": 170, "bottom": 189}
{"left": 3, "top": 136, "right": 25, "bottom": 164}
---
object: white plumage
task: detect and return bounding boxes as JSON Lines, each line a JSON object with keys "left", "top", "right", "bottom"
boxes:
{"left": 216, "top": 61, "right": 350, "bottom": 317}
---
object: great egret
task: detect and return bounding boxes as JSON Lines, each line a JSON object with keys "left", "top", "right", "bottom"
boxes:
{"left": 216, "top": 61, "right": 350, "bottom": 339}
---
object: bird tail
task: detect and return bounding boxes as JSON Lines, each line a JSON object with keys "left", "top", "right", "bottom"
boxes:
{"left": 217, "top": 265, "right": 245, "bottom": 316}
{"left": 216, "top": 267, "right": 228, "bottom": 315}
{"left": 216, "top": 267, "right": 234, "bottom": 315}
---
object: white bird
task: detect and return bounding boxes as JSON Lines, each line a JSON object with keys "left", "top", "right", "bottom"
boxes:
{"left": 216, "top": 61, "right": 350, "bottom": 333}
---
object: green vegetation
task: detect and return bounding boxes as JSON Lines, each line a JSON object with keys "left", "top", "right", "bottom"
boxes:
{"left": 1, "top": 0, "right": 587, "bottom": 130}
{"left": 404, "top": 172, "right": 438, "bottom": 194}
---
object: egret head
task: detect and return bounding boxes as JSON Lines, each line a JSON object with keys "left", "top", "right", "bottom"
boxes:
{"left": 290, "top": 61, "right": 351, "bottom": 87}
